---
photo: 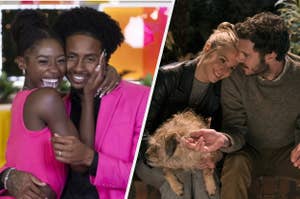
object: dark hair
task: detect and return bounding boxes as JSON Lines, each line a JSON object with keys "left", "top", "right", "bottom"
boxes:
{"left": 235, "top": 12, "right": 290, "bottom": 61}
{"left": 53, "top": 7, "right": 124, "bottom": 61}
{"left": 11, "top": 9, "right": 62, "bottom": 56}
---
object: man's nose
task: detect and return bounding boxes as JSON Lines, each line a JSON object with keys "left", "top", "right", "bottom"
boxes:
{"left": 237, "top": 52, "right": 245, "bottom": 63}
{"left": 72, "top": 58, "right": 85, "bottom": 72}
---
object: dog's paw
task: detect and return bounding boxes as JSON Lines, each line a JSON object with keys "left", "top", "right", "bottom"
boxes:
{"left": 206, "top": 182, "right": 216, "bottom": 196}
{"left": 203, "top": 169, "right": 216, "bottom": 196}
{"left": 170, "top": 182, "right": 184, "bottom": 196}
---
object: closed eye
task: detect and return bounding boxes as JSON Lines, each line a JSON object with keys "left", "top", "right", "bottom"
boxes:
{"left": 38, "top": 59, "right": 48, "bottom": 65}
{"left": 57, "top": 57, "right": 66, "bottom": 64}
{"left": 67, "top": 54, "right": 77, "bottom": 60}
{"left": 220, "top": 57, "right": 227, "bottom": 63}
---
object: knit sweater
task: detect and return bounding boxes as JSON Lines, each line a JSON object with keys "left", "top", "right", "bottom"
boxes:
{"left": 221, "top": 55, "right": 300, "bottom": 153}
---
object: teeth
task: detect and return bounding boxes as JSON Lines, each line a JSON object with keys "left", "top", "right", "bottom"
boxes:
{"left": 42, "top": 78, "right": 59, "bottom": 88}
{"left": 74, "top": 75, "right": 84, "bottom": 81}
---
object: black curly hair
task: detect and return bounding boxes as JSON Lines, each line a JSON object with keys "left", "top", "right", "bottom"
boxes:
{"left": 53, "top": 7, "right": 124, "bottom": 61}
{"left": 11, "top": 9, "right": 62, "bottom": 56}
{"left": 235, "top": 12, "right": 290, "bottom": 61}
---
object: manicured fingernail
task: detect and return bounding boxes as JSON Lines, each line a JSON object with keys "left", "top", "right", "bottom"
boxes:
{"left": 54, "top": 133, "right": 60, "bottom": 137}
{"left": 99, "top": 93, "right": 105, "bottom": 98}
{"left": 95, "top": 64, "right": 101, "bottom": 71}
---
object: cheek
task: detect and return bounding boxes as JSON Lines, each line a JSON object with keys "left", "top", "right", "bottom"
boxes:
{"left": 206, "top": 63, "right": 215, "bottom": 74}
{"left": 66, "top": 63, "right": 75, "bottom": 72}
{"left": 212, "top": 64, "right": 224, "bottom": 74}
{"left": 247, "top": 60, "right": 257, "bottom": 70}
{"left": 87, "top": 65, "right": 96, "bottom": 73}
{"left": 59, "top": 65, "right": 67, "bottom": 74}
{"left": 27, "top": 68, "right": 40, "bottom": 78}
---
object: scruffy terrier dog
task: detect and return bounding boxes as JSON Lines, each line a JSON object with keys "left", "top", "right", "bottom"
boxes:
{"left": 146, "top": 111, "right": 222, "bottom": 196}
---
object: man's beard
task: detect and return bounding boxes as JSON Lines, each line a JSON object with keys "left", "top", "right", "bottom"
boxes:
{"left": 241, "top": 56, "right": 269, "bottom": 76}
{"left": 254, "top": 58, "right": 269, "bottom": 77}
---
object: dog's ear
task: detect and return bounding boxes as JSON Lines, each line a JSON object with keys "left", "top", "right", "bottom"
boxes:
{"left": 165, "top": 135, "right": 178, "bottom": 157}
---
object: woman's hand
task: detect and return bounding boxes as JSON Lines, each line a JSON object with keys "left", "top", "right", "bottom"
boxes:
{"left": 6, "top": 169, "right": 48, "bottom": 199}
{"left": 99, "top": 65, "right": 121, "bottom": 96}
{"left": 83, "top": 51, "right": 121, "bottom": 99}
{"left": 83, "top": 51, "right": 107, "bottom": 99}
{"left": 51, "top": 134, "right": 94, "bottom": 167}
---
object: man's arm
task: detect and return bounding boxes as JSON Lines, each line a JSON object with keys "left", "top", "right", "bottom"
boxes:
{"left": 290, "top": 115, "right": 300, "bottom": 168}
{"left": 220, "top": 69, "right": 248, "bottom": 153}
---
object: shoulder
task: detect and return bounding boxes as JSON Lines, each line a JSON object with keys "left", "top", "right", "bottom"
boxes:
{"left": 23, "top": 88, "right": 65, "bottom": 121}
{"left": 120, "top": 80, "right": 150, "bottom": 94}
{"left": 116, "top": 81, "right": 149, "bottom": 96}
{"left": 27, "top": 88, "right": 63, "bottom": 107}
{"left": 157, "top": 59, "right": 197, "bottom": 89}
{"left": 160, "top": 59, "right": 196, "bottom": 76}
{"left": 224, "top": 65, "right": 246, "bottom": 84}
{"left": 221, "top": 65, "right": 248, "bottom": 94}
{"left": 287, "top": 52, "right": 300, "bottom": 64}
{"left": 287, "top": 53, "right": 300, "bottom": 70}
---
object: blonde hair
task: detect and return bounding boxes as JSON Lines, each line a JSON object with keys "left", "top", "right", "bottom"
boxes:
{"left": 203, "top": 22, "right": 238, "bottom": 52}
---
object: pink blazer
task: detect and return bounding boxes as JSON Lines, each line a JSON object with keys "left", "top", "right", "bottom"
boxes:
{"left": 66, "top": 80, "right": 149, "bottom": 199}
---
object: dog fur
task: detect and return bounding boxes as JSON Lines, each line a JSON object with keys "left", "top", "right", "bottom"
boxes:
{"left": 146, "top": 111, "right": 221, "bottom": 196}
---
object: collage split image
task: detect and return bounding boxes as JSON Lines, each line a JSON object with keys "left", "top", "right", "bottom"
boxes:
{"left": 0, "top": 0, "right": 299, "bottom": 199}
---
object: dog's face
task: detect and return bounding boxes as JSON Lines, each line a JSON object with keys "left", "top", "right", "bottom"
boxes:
{"left": 146, "top": 111, "right": 210, "bottom": 170}
{"left": 146, "top": 133, "right": 180, "bottom": 166}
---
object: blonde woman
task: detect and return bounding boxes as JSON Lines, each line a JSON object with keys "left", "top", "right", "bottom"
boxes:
{"left": 136, "top": 22, "right": 239, "bottom": 199}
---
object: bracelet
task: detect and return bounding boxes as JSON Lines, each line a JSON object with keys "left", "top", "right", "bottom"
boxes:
{"left": 4, "top": 168, "right": 15, "bottom": 190}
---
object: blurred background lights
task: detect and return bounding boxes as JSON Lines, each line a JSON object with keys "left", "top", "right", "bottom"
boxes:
{"left": 124, "top": 16, "right": 154, "bottom": 48}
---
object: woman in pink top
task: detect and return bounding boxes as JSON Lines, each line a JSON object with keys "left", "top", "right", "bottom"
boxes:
{"left": 0, "top": 10, "right": 108, "bottom": 199}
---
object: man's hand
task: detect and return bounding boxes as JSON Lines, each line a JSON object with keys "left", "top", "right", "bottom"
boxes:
{"left": 182, "top": 129, "right": 230, "bottom": 152}
{"left": 52, "top": 134, "right": 94, "bottom": 167}
{"left": 6, "top": 169, "right": 47, "bottom": 199}
{"left": 291, "top": 143, "right": 300, "bottom": 169}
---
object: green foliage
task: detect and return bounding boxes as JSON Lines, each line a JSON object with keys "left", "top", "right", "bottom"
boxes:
{"left": 140, "top": 73, "right": 153, "bottom": 87}
{"left": 58, "top": 78, "right": 70, "bottom": 93}
{"left": 277, "top": 0, "right": 300, "bottom": 55}
{"left": 0, "top": 72, "right": 19, "bottom": 103}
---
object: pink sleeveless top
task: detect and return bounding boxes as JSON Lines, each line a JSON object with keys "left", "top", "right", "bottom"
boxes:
{"left": 4, "top": 90, "right": 67, "bottom": 198}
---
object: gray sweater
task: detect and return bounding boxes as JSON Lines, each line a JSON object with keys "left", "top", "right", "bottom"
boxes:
{"left": 221, "top": 55, "right": 300, "bottom": 153}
